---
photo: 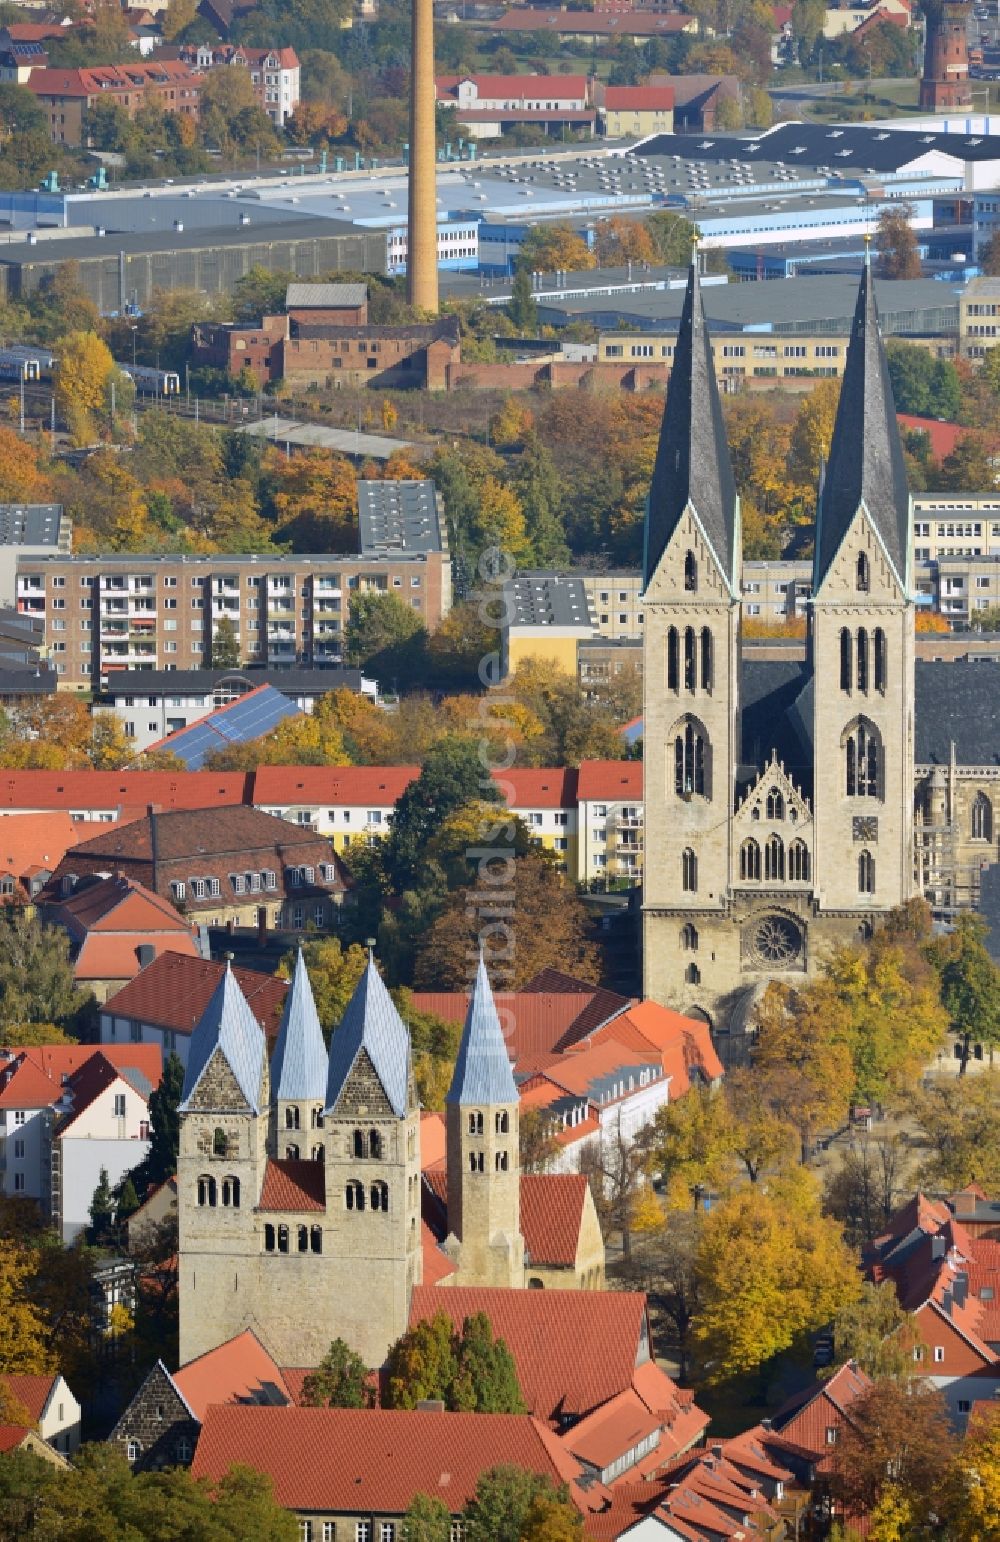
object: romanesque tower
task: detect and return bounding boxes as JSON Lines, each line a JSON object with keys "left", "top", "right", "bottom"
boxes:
{"left": 444, "top": 953, "right": 525, "bottom": 1289}
{"left": 177, "top": 963, "right": 269, "bottom": 1365}
{"left": 641, "top": 256, "right": 743, "bottom": 1010}
{"left": 270, "top": 948, "right": 327, "bottom": 1161}
{"left": 322, "top": 957, "right": 423, "bottom": 1365}
{"left": 810, "top": 253, "right": 915, "bottom": 921}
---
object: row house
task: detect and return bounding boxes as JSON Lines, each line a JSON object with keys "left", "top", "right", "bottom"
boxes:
{"left": 27, "top": 61, "right": 202, "bottom": 147}
{"left": 168, "top": 44, "right": 299, "bottom": 124}
{"left": 16, "top": 549, "right": 452, "bottom": 689}
{"left": 0, "top": 1043, "right": 161, "bottom": 1240}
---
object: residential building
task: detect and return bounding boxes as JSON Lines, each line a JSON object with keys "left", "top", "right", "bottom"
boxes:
{"left": 604, "top": 1442, "right": 791, "bottom": 1539}
{"left": 597, "top": 85, "right": 675, "bottom": 139}
{"left": 100, "top": 951, "right": 287, "bottom": 1069}
{"left": 43, "top": 805, "right": 349, "bottom": 933}
{"left": 502, "top": 573, "right": 595, "bottom": 678}
{"left": 959, "top": 274, "right": 1000, "bottom": 358}
{"left": 357, "top": 479, "right": 446, "bottom": 559}
{"left": 435, "top": 72, "right": 595, "bottom": 140}
{"left": 0, "top": 1426, "right": 68, "bottom": 1467}
{"left": 0, "top": 769, "right": 251, "bottom": 823}
{"left": 167, "top": 44, "right": 300, "bottom": 125}
{"left": 0, "top": 1043, "right": 160, "bottom": 1221}
{"left": 0, "top": 1373, "right": 81, "bottom": 1458}
{"left": 51, "top": 1050, "right": 158, "bottom": 1241}
{"left": 0, "top": 810, "right": 131, "bottom": 903}
{"left": 0, "top": 505, "right": 68, "bottom": 608}
{"left": 597, "top": 330, "right": 852, "bottom": 381}
{"left": 143, "top": 684, "right": 303, "bottom": 770}
{"left": 577, "top": 760, "right": 644, "bottom": 887}
{"left": 579, "top": 572, "right": 645, "bottom": 642}
{"left": 27, "top": 61, "right": 202, "bottom": 146}
{"left": 15, "top": 549, "right": 452, "bottom": 690}
{"left": 99, "top": 666, "right": 374, "bottom": 756}
{"left": 41, "top": 872, "right": 204, "bottom": 1002}
{"left": 822, "top": 0, "right": 912, "bottom": 36}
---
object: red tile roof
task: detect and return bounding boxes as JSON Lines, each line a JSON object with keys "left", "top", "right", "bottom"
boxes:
{"left": 897, "top": 414, "right": 964, "bottom": 461}
{"left": 495, "top": 768, "right": 579, "bottom": 809}
{"left": 576, "top": 761, "right": 643, "bottom": 802}
{"left": 258, "top": 1158, "right": 326, "bottom": 1212}
{"left": 520, "top": 1173, "right": 591, "bottom": 1267}
{"left": 0, "top": 812, "right": 125, "bottom": 888}
{"left": 0, "top": 771, "right": 250, "bottom": 813}
{"left": 0, "top": 1425, "right": 34, "bottom": 1453}
{"left": 47, "top": 874, "right": 200, "bottom": 983}
{"left": 0, "top": 1043, "right": 163, "bottom": 1110}
{"left": 408, "top": 1285, "right": 649, "bottom": 1421}
{"left": 74, "top": 930, "right": 200, "bottom": 984}
{"left": 436, "top": 73, "right": 588, "bottom": 101}
{"left": 409, "top": 989, "right": 596, "bottom": 1064}
{"left": 0, "top": 1056, "right": 59, "bottom": 1111}
{"left": 419, "top": 1110, "right": 446, "bottom": 1170}
{"left": 252, "top": 765, "right": 420, "bottom": 807}
{"left": 55, "top": 1051, "right": 154, "bottom": 1136}
{"left": 562, "top": 1387, "right": 661, "bottom": 1470}
{"left": 173, "top": 1330, "right": 291, "bottom": 1421}
{"left": 421, "top": 1218, "right": 457, "bottom": 1285}
{"left": 102, "top": 952, "right": 287, "bottom": 1041}
{"left": 595, "top": 1003, "right": 724, "bottom": 1093}
{"left": 0, "top": 1374, "right": 58, "bottom": 1425}
{"left": 191, "top": 1406, "right": 588, "bottom": 1515}
{"left": 602, "top": 86, "right": 675, "bottom": 109}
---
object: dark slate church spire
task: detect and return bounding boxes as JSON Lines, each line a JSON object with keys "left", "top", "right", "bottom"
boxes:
{"left": 813, "top": 251, "right": 911, "bottom": 594}
{"left": 644, "top": 253, "right": 740, "bottom": 593}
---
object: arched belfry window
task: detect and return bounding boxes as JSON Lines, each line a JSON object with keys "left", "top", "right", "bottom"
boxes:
{"left": 857, "top": 629, "right": 869, "bottom": 694}
{"left": 468, "top": 1111, "right": 483, "bottom": 1136}
{"left": 765, "top": 835, "right": 784, "bottom": 882}
{"left": 700, "top": 627, "right": 713, "bottom": 691}
{"left": 683, "top": 627, "right": 697, "bottom": 691}
{"left": 684, "top": 550, "right": 697, "bottom": 593}
{"left": 681, "top": 923, "right": 699, "bottom": 951}
{"left": 840, "top": 628, "right": 852, "bottom": 693}
{"left": 667, "top": 627, "right": 679, "bottom": 691}
{"left": 674, "top": 718, "right": 709, "bottom": 798}
{"left": 857, "top": 552, "right": 870, "bottom": 592}
{"left": 972, "top": 792, "right": 993, "bottom": 843}
{"left": 740, "top": 838, "right": 761, "bottom": 882}
{"left": 766, "top": 788, "right": 784, "bottom": 821}
{"left": 681, "top": 848, "right": 697, "bottom": 892}
{"left": 858, "top": 850, "right": 875, "bottom": 894}
{"left": 874, "top": 628, "right": 886, "bottom": 694}
{"left": 788, "top": 839, "right": 810, "bottom": 882}
{"left": 845, "top": 721, "right": 880, "bottom": 799}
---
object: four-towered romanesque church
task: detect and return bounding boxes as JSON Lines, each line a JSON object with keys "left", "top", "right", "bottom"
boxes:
{"left": 177, "top": 951, "right": 538, "bottom": 1368}
{"left": 642, "top": 255, "right": 932, "bottom": 1030}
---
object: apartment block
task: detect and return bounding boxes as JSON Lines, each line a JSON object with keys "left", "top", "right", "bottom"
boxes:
{"left": 958, "top": 275, "right": 1000, "bottom": 359}
{"left": 598, "top": 331, "right": 850, "bottom": 380}
{"left": 16, "top": 550, "right": 451, "bottom": 690}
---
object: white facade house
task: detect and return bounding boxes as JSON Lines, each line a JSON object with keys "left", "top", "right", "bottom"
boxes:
{"left": 50, "top": 1060, "right": 155, "bottom": 1243}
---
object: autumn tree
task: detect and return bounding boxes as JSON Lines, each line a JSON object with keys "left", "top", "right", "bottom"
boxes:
{"left": 941, "top": 1403, "right": 1000, "bottom": 1541}
{"left": 752, "top": 980, "right": 855, "bottom": 1160}
{"left": 209, "top": 614, "right": 241, "bottom": 669}
{"left": 833, "top": 1378, "right": 956, "bottom": 1520}
{"left": 692, "top": 1172, "right": 860, "bottom": 1384}
{"left": 650, "top": 1086, "right": 739, "bottom": 1208}
{"left": 463, "top": 1467, "right": 570, "bottom": 1542}
{"left": 280, "top": 938, "right": 368, "bottom": 1031}
{"left": 301, "top": 1338, "right": 373, "bottom": 1408}
{"left": 927, "top": 913, "right": 1000, "bottom": 1072}
{"left": 414, "top": 853, "right": 599, "bottom": 992}
{"left": 266, "top": 446, "right": 357, "bottom": 549}
{"left": 520, "top": 1493, "right": 583, "bottom": 1541}
{"left": 981, "top": 230, "right": 1000, "bottom": 278}
{"left": 0, "top": 1239, "right": 53, "bottom": 1374}
{"left": 911, "top": 1072, "right": 1000, "bottom": 1191}
{"left": 518, "top": 224, "right": 595, "bottom": 273}
{"left": 54, "top": 330, "right": 119, "bottom": 445}
{"left": 402, "top": 1494, "right": 452, "bottom": 1542}
{"left": 875, "top": 205, "right": 920, "bottom": 281}
{"left": 579, "top": 1127, "right": 651, "bottom": 1263}
{"left": 823, "top": 1134, "right": 904, "bottom": 1250}
{"left": 0, "top": 427, "right": 51, "bottom": 504}
{"left": 787, "top": 376, "right": 841, "bottom": 492}
{"left": 519, "top": 1107, "right": 560, "bottom": 1174}
{"left": 507, "top": 267, "right": 537, "bottom": 331}
{"left": 594, "top": 217, "right": 656, "bottom": 266}
{"left": 345, "top": 590, "right": 428, "bottom": 690}
{"left": 0, "top": 909, "right": 86, "bottom": 1032}
{"left": 828, "top": 1281, "right": 919, "bottom": 1382}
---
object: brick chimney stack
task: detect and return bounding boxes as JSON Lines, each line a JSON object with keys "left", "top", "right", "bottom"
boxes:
{"left": 406, "top": 0, "right": 439, "bottom": 315}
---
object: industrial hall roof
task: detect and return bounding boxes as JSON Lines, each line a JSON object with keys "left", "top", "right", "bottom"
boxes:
{"left": 637, "top": 121, "right": 1000, "bottom": 171}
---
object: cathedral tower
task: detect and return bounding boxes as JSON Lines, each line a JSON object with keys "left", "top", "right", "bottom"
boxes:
{"left": 642, "top": 255, "right": 743, "bottom": 1010}
{"left": 444, "top": 953, "right": 524, "bottom": 1288}
{"left": 322, "top": 958, "right": 423, "bottom": 1366}
{"left": 270, "top": 948, "right": 327, "bottom": 1161}
{"left": 177, "top": 963, "right": 268, "bottom": 1365}
{"left": 810, "top": 253, "right": 915, "bottom": 923}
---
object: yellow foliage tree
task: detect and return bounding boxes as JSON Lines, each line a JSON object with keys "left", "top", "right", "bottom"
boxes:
{"left": 477, "top": 476, "right": 532, "bottom": 566}
{"left": 0, "top": 1239, "right": 53, "bottom": 1374}
{"left": 0, "top": 426, "right": 51, "bottom": 504}
{"left": 942, "top": 1405, "right": 1000, "bottom": 1541}
{"left": 490, "top": 396, "right": 534, "bottom": 451}
{"left": 54, "top": 331, "right": 117, "bottom": 446}
{"left": 267, "top": 446, "right": 357, "bottom": 549}
{"left": 787, "top": 376, "right": 842, "bottom": 491}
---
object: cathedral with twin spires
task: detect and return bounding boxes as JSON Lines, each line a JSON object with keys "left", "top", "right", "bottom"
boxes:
{"left": 177, "top": 951, "right": 527, "bottom": 1369}
{"left": 642, "top": 254, "right": 916, "bottom": 1027}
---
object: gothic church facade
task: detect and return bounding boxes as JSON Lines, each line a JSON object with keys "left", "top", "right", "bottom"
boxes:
{"left": 642, "top": 258, "right": 919, "bottom": 1027}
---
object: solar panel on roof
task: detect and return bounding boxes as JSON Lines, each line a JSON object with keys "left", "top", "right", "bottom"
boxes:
{"left": 154, "top": 686, "right": 300, "bottom": 770}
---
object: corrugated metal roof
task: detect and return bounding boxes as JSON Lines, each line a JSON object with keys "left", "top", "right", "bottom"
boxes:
{"left": 446, "top": 953, "right": 517, "bottom": 1107}
{"left": 270, "top": 949, "right": 327, "bottom": 1102}
{"left": 324, "top": 958, "right": 411, "bottom": 1118}
{"left": 285, "top": 281, "right": 368, "bottom": 309}
{"left": 180, "top": 962, "right": 267, "bottom": 1114}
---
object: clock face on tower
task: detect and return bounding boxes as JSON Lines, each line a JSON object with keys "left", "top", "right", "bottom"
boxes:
{"left": 853, "top": 816, "right": 878, "bottom": 843}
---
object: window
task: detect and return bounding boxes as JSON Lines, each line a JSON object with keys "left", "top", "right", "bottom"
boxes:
{"left": 13, "top": 1172, "right": 24, "bottom": 1192}
{"left": 12, "top": 1139, "right": 24, "bottom": 1159}
{"left": 933, "top": 1346, "right": 945, "bottom": 1363}
{"left": 666, "top": 627, "right": 678, "bottom": 691}
{"left": 674, "top": 719, "right": 707, "bottom": 798}
{"left": 825, "top": 1427, "right": 838, "bottom": 1446}
{"left": 857, "top": 628, "right": 869, "bottom": 694}
{"left": 874, "top": 628, "right": 886, "bottom": 694}
{"left": 495, "top": 1110, "right": 509, "bottom": 1134}
{"left": 681, "top": 848, "right": 697, "bottom": 892}
{"left": 197, "top": 1175, "right": 217, "bottom": 1207}
{"left": 468, "top": 1111, "right": 484, "bottom": 1136}
{"left": 127, "top": 1440, "right": 141, "bottom": 1462}
{"left": 858, "top": 849, "right": 875, "bottom": 894}
{"left": 740, "top": 838, "right": 761, "bottom": 882}
{"left": 285, "top": 1105, "right": 300, "bottom": 1131}
{"left": 495, "top": 1151, "right": 509, "bottom": 1172}
{"left": 766, "top": 788, "right": 784, "bottom": 821}
{"left": 765, "top": 834, "right": 784, "bottom": 882}
{"left": 175, "top": 1436, "right": 192, "bottom": 1462}
{"left": 322, "top": 1526, "right": 336, "bottom": 1542}
{"left": 113, "top": 1093, "right": 126, "bottom": 1117}
{"left": 380, "top": 1527, "right": 395, "bottom": 1542}
{"left": 371, "top": 1181, "right": 389, "bottom": 1211}
{"left": 299, "top": 1522, "right": 313, "bottom": 1541}
{"left": 972, "top": 792, "right": 993, "bottom": 842}
{"left": 788, "top": 839, "right": 810, "bottom": 881}
{"left": 265, "top": 1224, "right": 275, "bottom": 1252}
{"left": 346, "top": 1180, "right": 364, "bottom": 1211}
{"left": 840, "top": 627, "right": 852, "bottom": 693}
{"left": 684, "top": 962, "right": 701, "bottom": 984}
{"left": 856, "top": 552, "right": 870, "bottom": 592}
{"left": 683, "top": 627, "right": 696, "bottom": 691}
{"left": 278, "top": 1225, "right": 289, "bottom": 1253}
{"left": 298, "top": 1224, "right": 309, "bottom": 1253}
{"left": 701, "top": 627, "right": 712, "bottom": 691}
{"left": 684, "top": 550, "right": 697, "bottom": 592}
{"left": 356, "top": 1526, "right": 372, "bottom": 1542}
{"left": 913, "top": 1345, "right": 924, "bottom": 1362}
{"left": 221, "top": 1176, "right": 240, "bottom": 1207}
{"left": 681, "top": 923, "right": 698, "bottom": 951}
{"left": 845, "top": 722, "right": 880, "bottom": 798}
{"left": 958, "top": 1399, "right": 972, "bottom": 1415}
{"left": 213, "top": 1127, "right": 228, "bottom": 1156}
{"left": 311, "top": 1225, "right": 322, "bottom": 1254}
{"left": 368, "top": 1129, "right": 382, "bottom": 1159}
{"left": 469, "top": 1151, "right": 484, "bottom": 1173}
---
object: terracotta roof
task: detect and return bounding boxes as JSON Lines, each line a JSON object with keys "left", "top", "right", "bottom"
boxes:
{"left": 73, "top": 930, "right": 200, "bottom": 983}
{"left": 495, "top": 768, "right": 579, "bottom": 809}
{"left": 409, "top": 1285, "right": 649, "bottom": 1421}
{"left": 562, "top": 1387, "right": 660, "bottom": 1470}
{"left": 602, "top": 86, "right": 676, "bottom": 109}
{"left": 436, "top": 73, "right": 588, "bottom": 101}
{"left": 102, "top": 952, "right": 287, "bottom": 1041}
{"left": 191, "top": 1406, "right": 588, "bottom": 1515}
{"left": 258, "top": 1157, "right": 326, "bottom": 1212}
{"left": 0, "top": 1043, "right": 162, "bottom": 1111}
{"left": 410, "top": 990, "right": 594, "bottom": 1064}
{"left": 49, "top": 803, "right": 341, "bottom": 866}
{"left": 897, "top": 414, "right": 964, "bottom": 460}
{"left": 252, "top": 765, "right": 420, "bottom": 807}
{"left": 0, "top": 1425, "right": 34, "bottom": 1453}
{"left": 49, "top": 873, "right": 189, "bottom": 932}
{"left": 0, "top": 771, "right": 250, "bottom": 812}
{"left": 0, "top": 812, "right": 124, "bottom": 886}
{"left": 173, "top": 1330, "right": 291, "bottom": 1421}
{"left": 594, "top": 1003, "right": 724, "bottom": 1093}
{"left": 524, "top": 1037, "right": 662, "bottom": 1104}
{"left": 419, "top": 1110, "right": 446, "bottom": 1170}
{"left": 421, "top": 1218, "right": 457, "bottom": 1285}
{"left": 575, "top": 761, "right": 643, "bottom": 803}
{"left": 520, "top": 1173, "right": 590, "bottom": 1268}
{"left": 0, "top": 1056, "right": 58, "bottom": 1111}
{"left": 54, "top": 1051, "right": 154, "bottom": 1136}
{"left": 0, "top": 1374, "right": 58, "bottom": 1425}
{"left": 27, "top": 60, "right": 201, "bottom": 97}
{"left": 585, "top": 1480, "right": 670, "bottom": 1542}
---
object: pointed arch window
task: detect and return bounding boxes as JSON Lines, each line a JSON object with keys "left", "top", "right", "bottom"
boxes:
{"left": 667, "top": 627, "right": 679, "bottom": 691}
{"left": 840, "top": 628, "right": 852, "bottom": 693}
{"left": 212, "top": 1128, "right": 227, "bottom": 1157}
{"left": 846, "top": 721, "right": 880, "bottom": 798}
{"left": 683, "top": 627, "right": 697, "bottom": 691}
{"left": 856, "top": 552, "right": 870, "bottom": 592}
{"left": 874, "top": 628, "right": 886, "bottom": 694}
{"left": 685, "top": 963, "right": 701, "bottom": 985}
{"left": 764, "top": 834, "right": 784, "bottom": 882}
{"left": 701, "top": 627, "right": 713, "bottom": 691}
{"left": 766, "top": 788, "right": 784, "bottom": 821}
{"left": 788, "top": 839, "right": 810, "bottom": 882}
{"left": 674, "top": 719, "right": 708, "bottom": 798}
{"left": 681, "top": 848, "right": 698, "bottom": 892}
{"left": 286, "top": 1143, "right": 299, "bottom": 1160}
{"left": 345, "top": 1180, "right": 365, "bottom": 1211}
{"left": 353, "top": 1129, "right": 365, "bottom": 1159}
{"left": 684, "top": 550, "right": 697, "bottom": 592}
{"left": 858, "top": 849, "right": 875, "bottom": 894}
{"left": 857, "top": 628, "right": 869, "bottom": 694}
{"left": 972, "top": 792, "right": 993, "bottom": 843}
{"left": 681, "top": 923, "right": 699, "bottom": 951}
{"left": 740, "top": 838, "right": 761, "bottom": 882}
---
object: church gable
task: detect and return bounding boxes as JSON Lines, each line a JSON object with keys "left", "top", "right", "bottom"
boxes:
{"left": 328, "top": 1047, "right": 397, "bottom": 1121}
{"left": 815, "top": 505, "right": 907, "bottom": 604}
{"left": 644, "top": 506, "right": 733, "bottom": 603}
{"left": 182, "top": 1046, "right": 259, "bottom": 1114}
{"left": 736, "top": 754, "right": 812, "bottom": 827}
